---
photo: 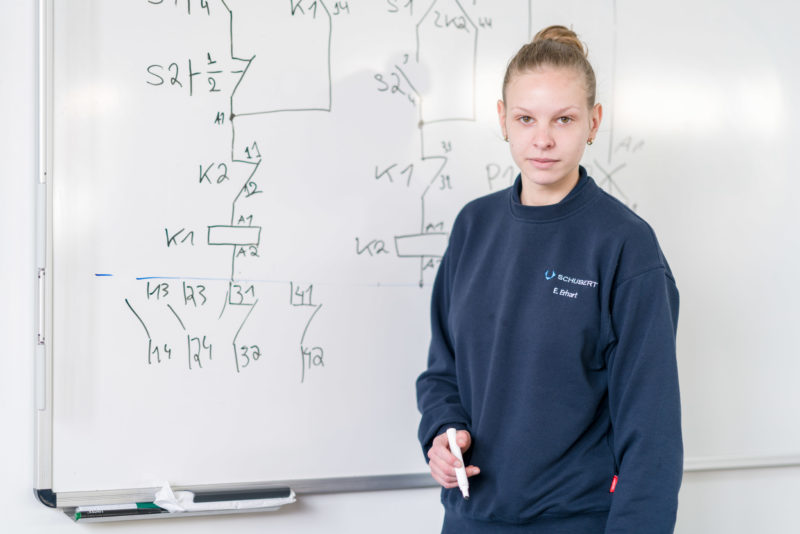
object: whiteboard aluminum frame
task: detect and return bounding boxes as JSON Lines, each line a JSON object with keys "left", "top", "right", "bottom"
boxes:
{"left": 683, "top": 455, "right": 800, "bottom": 473}
{"left": 49, "top": 474, "right": 435, "bottom": 509}
{"left": 34, "top": 0, "right": 55, "bottom": 506}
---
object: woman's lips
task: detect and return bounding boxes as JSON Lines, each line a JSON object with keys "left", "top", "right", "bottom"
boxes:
{"left": 529, "top": 158, "right": 558, "bottom": 169}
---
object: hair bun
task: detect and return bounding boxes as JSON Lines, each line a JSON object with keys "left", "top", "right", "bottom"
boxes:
{"left": 502, "top": 24, "right": 597, "bottom": 106}
{"left": 533, "top": 25, "right": 587, "bottom": 57}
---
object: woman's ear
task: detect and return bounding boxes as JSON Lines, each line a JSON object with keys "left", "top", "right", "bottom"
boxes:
{"left": 589, "top": 102, "right": 603, "bottom": 138}
{"left": 497, "top": 99, "right": 508, "bottom": 141}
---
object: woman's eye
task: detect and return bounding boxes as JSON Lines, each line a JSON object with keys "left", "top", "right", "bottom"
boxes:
{"left": 557, "top": 116, "right": 573, "bottom": 124}
{"left": 519, "top": 116, "right": 533, "bottom": 124}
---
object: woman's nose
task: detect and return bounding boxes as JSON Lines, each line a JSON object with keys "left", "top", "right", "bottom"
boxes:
{"left": 531, "top": 125, "right": 554, "bottom": 149}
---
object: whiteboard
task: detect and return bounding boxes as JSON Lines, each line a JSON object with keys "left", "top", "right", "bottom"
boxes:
{"left": 612, "top": 1, "right": 800, "bottom": 468}
{"left": 36, "top": 0, "right": 800, "bottom": 508}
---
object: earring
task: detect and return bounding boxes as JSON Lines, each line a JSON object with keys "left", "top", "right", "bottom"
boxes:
{"left": 587, "top": 138, "right": 594, "bottom": 145}
{"left": 504, "top": 135, "right": 509, "bottom": 142}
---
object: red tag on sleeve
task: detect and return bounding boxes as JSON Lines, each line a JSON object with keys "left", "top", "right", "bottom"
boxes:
{"left": 609, "top": 475, "right": 618, "bottom": 493}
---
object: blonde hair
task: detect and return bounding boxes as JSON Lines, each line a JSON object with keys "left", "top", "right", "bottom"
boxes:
{"left": 502, "top": 25, "right": 596, "bottom": 109}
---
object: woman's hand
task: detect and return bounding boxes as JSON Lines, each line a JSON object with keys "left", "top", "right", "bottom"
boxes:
{"left": 427, "top": 429, "right": 480, "bottom": 488}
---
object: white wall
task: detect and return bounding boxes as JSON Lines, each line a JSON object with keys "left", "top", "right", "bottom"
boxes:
{"left": 677, "top": 468, "right": 800, "bottom": 533}
{"left": 2, "top": 2, "right": 798, "bottom": 533}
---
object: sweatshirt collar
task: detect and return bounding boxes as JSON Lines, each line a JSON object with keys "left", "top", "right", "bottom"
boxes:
{"left": 508, "top": 166, "right": 600, "bottom": 222}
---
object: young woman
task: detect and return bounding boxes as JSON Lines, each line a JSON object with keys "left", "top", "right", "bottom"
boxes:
{"left": 416, "top": 26, "right": 682, "bottom": 533}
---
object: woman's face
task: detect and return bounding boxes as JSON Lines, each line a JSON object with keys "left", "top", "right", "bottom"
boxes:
{"left": 498, "top": 66, "right": 602, "bottom": 205}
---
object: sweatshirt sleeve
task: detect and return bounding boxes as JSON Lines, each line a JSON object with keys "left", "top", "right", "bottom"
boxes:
{"left": 604, "top": 266, "right": 683, "bottom": 533}
{"left": 415, "top": 247, "right": 471, "bottom": 456}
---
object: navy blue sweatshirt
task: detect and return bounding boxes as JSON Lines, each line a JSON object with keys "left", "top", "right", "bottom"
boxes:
{"left": 416, "top": 168, "right": 682, "bottom": 533}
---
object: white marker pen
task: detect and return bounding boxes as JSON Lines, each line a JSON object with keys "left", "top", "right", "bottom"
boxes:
{"left": 446, "top": 427, "right": 470, "bottom": 500}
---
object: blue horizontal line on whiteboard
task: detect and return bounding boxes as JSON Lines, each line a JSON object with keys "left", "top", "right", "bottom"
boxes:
{"left": 94, "top": 273, "right": 113, "bottom": 277}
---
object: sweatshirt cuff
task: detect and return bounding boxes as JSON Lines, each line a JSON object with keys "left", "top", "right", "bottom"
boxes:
{"left": 435, "top": 422, "right": 469, "bottom": 438}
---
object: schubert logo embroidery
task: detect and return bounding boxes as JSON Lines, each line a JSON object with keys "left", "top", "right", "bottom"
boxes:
{"left": 545, "top": 268, "right": 599, "bottom": 300}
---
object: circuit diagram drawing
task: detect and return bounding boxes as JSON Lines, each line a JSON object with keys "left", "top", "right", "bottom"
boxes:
{"left": 113, "top": 0, "right": 641, "bottom": 384}
{"left": 126, "top": 0, "right": 336, "bottom": 382}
